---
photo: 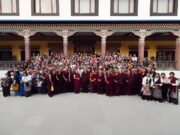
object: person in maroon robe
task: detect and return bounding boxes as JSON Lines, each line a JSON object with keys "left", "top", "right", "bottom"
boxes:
{"left": 55, "top": 70, "right": 61, "bottom": 94}
{"left": 137, "top": 68, "right": 143, "bottom": 95}
{"left": 67, "top": 68, "right": 74, "bottom": 92}
{"left": 126, "top": 70, "right": 134, "bottom": 95}
{"left": 119, "top": 71, "right": 125, "bottom": 95}
{"left": 89, "top": 71, "right": 97, "bottom": 93}
{"left": 46, "top": 71, "right": 53, "bottom": 97}
{"left": 113, "top": 70, "right": 121, "bottom": 96}
{"left": 58, "top": 69, "right": 63, "bottom": 94}
{"left": 81, "top": 69, "right": 90, "bottom": 93}
{"left": 97, "top": 70, "right": 104, "bottom": 94}
{"left": 119, "top": 70, "right": 127, "bottom": 95}
{"left": 62, "top": 69, "right": 68, "bottom": 93}
{"left": 104, "top": 71, "right": 113, "bottom": 96}
{"left": 73, "top": 70, "right": 81, "bottom": 93}
{"left": 131, "top": 69, "right": 139, "bottom": 95}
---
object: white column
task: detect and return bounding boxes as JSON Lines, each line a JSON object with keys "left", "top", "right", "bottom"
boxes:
{"left": 55, "top": 30, "right": 75, "bottom": 56}
{"left": 95, "top": 30, "right": 113, "bottom": 56}
{"left": 133, "top": 30, "right": 153, "bottom": 63}
{"left": 17, "top": 30, "right": 36, "bottom": 61}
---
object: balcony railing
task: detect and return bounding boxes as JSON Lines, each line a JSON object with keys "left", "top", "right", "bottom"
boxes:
{"left": 156, "top": 61, "right": 176, "bottom": 69}
{"left": 0, "top": 61, "right": 24, "bottom": 70}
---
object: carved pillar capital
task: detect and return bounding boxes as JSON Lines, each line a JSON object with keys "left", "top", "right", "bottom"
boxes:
{"left": 95, "top": 30, "right": 113, "bottom": 40}
{"left": 133, "top": 30, "right": 153, "bottom": 42}
{"left": 16, "top": 30, "right": 36, "bottom": 40}
{"left": 55, "top": 30, "right": 76, "bottom": 39}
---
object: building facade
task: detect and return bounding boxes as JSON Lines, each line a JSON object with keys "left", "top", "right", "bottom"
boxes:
{"left": 0, "top": 0, "right": 180, "bottom": 69}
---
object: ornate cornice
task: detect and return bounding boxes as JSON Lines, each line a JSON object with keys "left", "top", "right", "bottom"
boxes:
{"left": 0, "top": 23, "right": 180, "bottom": 31}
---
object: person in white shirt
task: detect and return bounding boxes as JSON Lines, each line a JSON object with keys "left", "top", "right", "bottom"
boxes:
{"left": 132, "top": 54, "right": 137, "bottom": 62}
{"left": 160, "top": 73, "right": 171, "bottom": 101}
{"left": 22, "top": 72, "right": 31, "bottom": 97}
{"left": 141, "top": 72, "right": 153, "bottom": 101}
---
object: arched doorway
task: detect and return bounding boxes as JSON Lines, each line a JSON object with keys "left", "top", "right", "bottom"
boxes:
{"left": 69, "top": 32, "right": 101, "bottom": 54}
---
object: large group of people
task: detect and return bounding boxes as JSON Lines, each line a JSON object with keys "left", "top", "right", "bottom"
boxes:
{"left": 1, "top": 53, "right": 179, "bottom": 104}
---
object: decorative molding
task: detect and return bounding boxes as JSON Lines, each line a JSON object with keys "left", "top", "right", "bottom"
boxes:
{"left": 0, "top": 23, "right": 180, "bottom": 31}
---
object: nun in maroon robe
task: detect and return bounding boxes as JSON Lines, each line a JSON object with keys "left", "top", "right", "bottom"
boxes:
{"left": 58, "top": 69, "right": 63, "bottom": 93}
{"left": 126, "top": 70, "right": 135, "bottom": 95}
{"left": 97, "top": 70, "right": 104, "bottom": 94}
{"left": 62, "top": 69, "right": 68, "bottom": 93}
{"left": 51, "top": 71, "right": 58, "bottom": 95}
{"left": 81, "top": 69, "right": 90, "bottom": 92}
{"left": 45, "top": 71, "right": 53, "bottom": 97}
{"left": 119, "top": 71, "right": 125, "bottom": 95}
{"left": 89, "top": 71, "right": 97, "bottom": 93}
{"left": 132, "top": 69, "right": 140, "bottom": 95}
{"left": 137, "top": 69, "right": 143, "bottom": 95}
{"left": 104, "top": 71, "right": 113, "bottom": 96}
{"left": 73, "top": 70, "right": 81, "bottom": 93}
{"left": 113, "top": 71, "right": 121, "bottom": 96}
{"left": 67, "top": 69, "right": 74, "bottom": 92}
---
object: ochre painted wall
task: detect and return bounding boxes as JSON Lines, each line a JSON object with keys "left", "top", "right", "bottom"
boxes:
{"left": 0, "top": 40, "right": 176, "bottom": 61}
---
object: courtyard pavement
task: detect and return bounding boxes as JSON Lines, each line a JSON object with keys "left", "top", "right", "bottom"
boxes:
{"left": 0, "top": 93, "right": 180, "bottom": 135}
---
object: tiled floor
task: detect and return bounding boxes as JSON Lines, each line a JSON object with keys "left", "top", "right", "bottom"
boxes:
{"left": 0, "top": 93, "right": 179, "bottom": 135}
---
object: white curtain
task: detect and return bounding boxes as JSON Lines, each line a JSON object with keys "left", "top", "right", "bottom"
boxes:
{"left": 158, "top": 0, "right": 168, "bottom": 13}
{"left": 80, "top": 0, "right": 90, "bottom": 13}
{"left": 114, "top": 0, "right": 134, "bottom": 14}
{"left": 35, "top": 0, "right": 57, "bottom": 13}
{"left": 153, "top": 0, "right": 174, "bottom": 13}
{"left": 113, "top": 0, "right": 118, "bottom": 13}
{"left": 0, "top": 0, "right": 17, "bottom": 13}
{"left": 75, "top": 0, "right": 95, "bottom": 14}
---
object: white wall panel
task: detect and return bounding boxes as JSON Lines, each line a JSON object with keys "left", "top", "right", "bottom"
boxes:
{"left": 0, "top": 0, "right": 179, "bottom": 21}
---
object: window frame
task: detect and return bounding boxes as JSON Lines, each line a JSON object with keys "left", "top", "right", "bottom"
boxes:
{"left": 71, "top": 0, "right": 99, "bottom": 16}
{"left": 110, "top": 0, "right": 138, "bottom": 16}
{"left": 31, "top": 0, "right": 59, "bottom": 16}
{"left": 0, "top": 0, "right": 19, "bottom": 16}
{"left": 150, "top": 0, "right": 178, "bottom": 16}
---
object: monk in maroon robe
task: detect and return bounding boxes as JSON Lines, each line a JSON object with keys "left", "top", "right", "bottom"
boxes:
{"left": 119, "top": 72, "right": 125, "bottom": 95}
{"left": 62, "top": 69, "right": 68, "bottom": 93}
{"left": 104, "top": 71, "right": 113, "bottom": 96}
{"left": 81, "top": 69, "right": 90, "bottom": 92}
{"left": 126, "top": 70, "right": 134, "bottom": 95}
{"left": 113, "top": 71, "right": 121, "bottom": 96}
{"left": 73, "top": 71, "right": 81, "bottom": 93}
{"left": 51, "top": 71, "right": 59, "bottom": 95}
{"left": 97, "top": 70, "right": 104, "bottom": 94}
{"left": 46, "top": 71, "right": 53, "bottom": 97}
{"left": 58, "top": 69, "right": 63, "bottom": 94}
{"left": 67, "top": 69, "right": 74, "bottom": 92}
{"left": 89, "top": 71, "right": 97, "bottom": 93}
